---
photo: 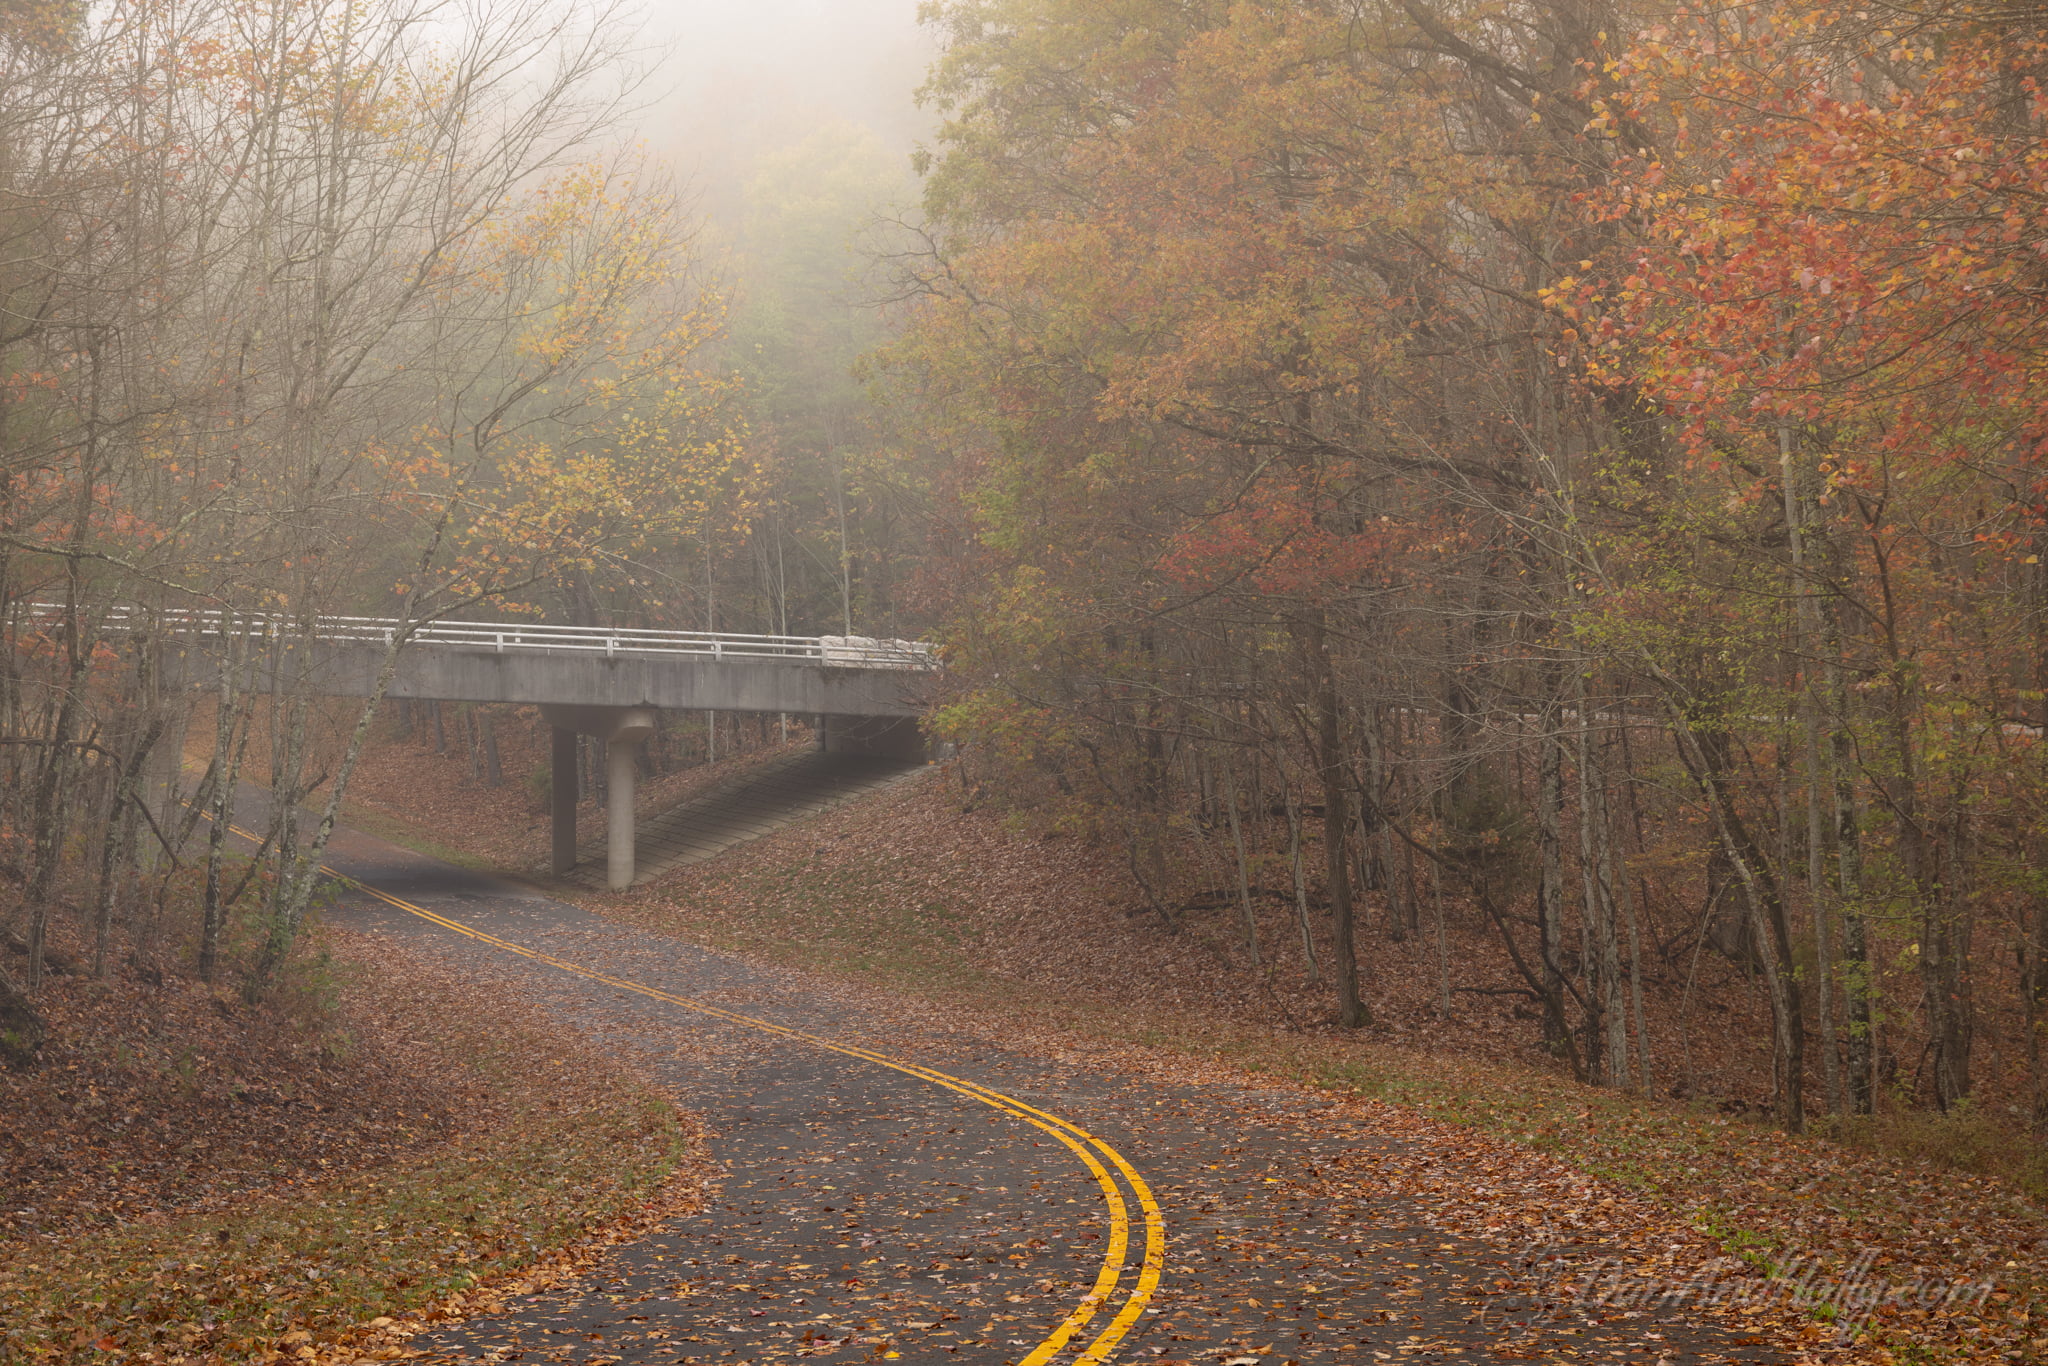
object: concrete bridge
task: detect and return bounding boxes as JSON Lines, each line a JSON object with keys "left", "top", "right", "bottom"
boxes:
{"left": 136, "top": 609, "right": 937, "bottom": 890}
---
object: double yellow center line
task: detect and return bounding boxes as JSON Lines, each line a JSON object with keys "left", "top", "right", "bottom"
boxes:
{"left": 259, "top": 830, "right": 1164, "bottom": 1364}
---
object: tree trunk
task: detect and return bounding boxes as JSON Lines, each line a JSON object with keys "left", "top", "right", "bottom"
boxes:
{"left": 25, "top": 650, "right": 91, "bottom": 993}
{"left": 93, "top": 711, "right": 163, "bottom": 977}
{"left": 1575, "top": 676, "right": 1625, "bottom": 1085}
{"left": 1587, "top": 786, "right": 1626, "bottom": 1084}
{"left": 1783, "top": 428, "right": 1844, "bottom": 1118}
{"left": 1537, "top": 710, "right": 1571, "bottom": 1057}
{"left": 200, "top": 626, "right": 254, "bottom": 984}
{"left": 248, "top": 600, "right": 432, "bottom": 996}
{"left": 1223, "top": 764, "right": 1261, "bottom": 968}
{"left": 1298, "top": 610, "right": 1366, "bottom": 1027}
{"left": 1662, "top": 686, "right": 1807, "bottom": 1132}
{"left": 1432, "top": 858, "right": 1451, "bottom": 1018}
{"left": 2029, "top": 871, "right": 2048, "bottom": 1134}
{"left": 1619, "top": 842, "right": 1651, "bottom": 1093}
{"left": 1287, "top": 793, "right": 1319, "bottom": 983}
{"left": 1883, "top": 659, "right": 1972, "bottom": 1109}
{"left": 1829, "top": 643, "right": 1872, "bottom": 1113}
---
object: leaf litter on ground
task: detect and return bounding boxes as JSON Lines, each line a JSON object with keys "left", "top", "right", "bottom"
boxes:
{"left": 0, "top": 925, "right": 710, "bottom": 1365}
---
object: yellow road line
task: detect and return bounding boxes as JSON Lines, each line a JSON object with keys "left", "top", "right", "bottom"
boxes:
{"left": 822, "top": 1032, "right": 1166, "bottom": 1364}
{"left": 239, "top": 826, "right": 1163, "bottom": 1362}
{"left": 344, "top": 876, "right": 1152, "bottom": 1363}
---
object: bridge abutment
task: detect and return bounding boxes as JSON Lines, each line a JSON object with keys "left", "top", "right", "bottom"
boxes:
{"left": 817, "top": 713, "right": 927, "bottom": 760}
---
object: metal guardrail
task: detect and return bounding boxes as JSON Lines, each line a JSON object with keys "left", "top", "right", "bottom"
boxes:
{"left": 32, "top": 604, "right": 939, "bottom": 670}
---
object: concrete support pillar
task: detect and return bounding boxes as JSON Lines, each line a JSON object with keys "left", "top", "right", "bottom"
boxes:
{"left": 607, "top": 734, "right": 636, "bottom": 891}
{"left": 541, "top": 703, "right": 656, "bottom": 890}
{"left": 550, "top": 725, "right": 578, "bottom": 875}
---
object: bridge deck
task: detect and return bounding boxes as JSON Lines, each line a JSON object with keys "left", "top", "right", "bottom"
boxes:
{"left": 83, "top": 605, "right": 935, "bottom": 670}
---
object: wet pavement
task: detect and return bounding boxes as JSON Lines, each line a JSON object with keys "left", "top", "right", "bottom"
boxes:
{"left": 303, "top": 820, "right": 1779, "bottom": 1366}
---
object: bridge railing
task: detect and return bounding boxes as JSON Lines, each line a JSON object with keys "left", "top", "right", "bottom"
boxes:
{"left": 36, "top": 604, "right": 938, "bottom": 670}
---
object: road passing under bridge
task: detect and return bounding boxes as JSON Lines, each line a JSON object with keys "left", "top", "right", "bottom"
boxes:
{"left": 82, "top": 605, "right": 940, "bottom": 890}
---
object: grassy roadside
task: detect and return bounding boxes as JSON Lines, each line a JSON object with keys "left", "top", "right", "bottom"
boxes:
{"left": 612, "top": 824, "right": 2047, "bottom": 1233}
{"left": 0, "top": 935, "right": 704, "bottom": 1366}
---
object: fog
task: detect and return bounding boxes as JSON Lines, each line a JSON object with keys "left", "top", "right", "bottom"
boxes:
{"left": 636, "top": 0, "right": 934, "bottom": 221}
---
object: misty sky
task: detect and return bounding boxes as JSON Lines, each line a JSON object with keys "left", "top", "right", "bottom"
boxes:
{"left": 638, "top": 0, "right": 934, "bottom": 211}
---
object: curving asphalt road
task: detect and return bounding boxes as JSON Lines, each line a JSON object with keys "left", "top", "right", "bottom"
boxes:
{"left": 294, "top": 816, "right": 1779, "bottom": 1366}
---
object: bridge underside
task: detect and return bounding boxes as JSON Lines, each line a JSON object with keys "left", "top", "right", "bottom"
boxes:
{"left": 164, "top": 639, "right": 931, "bottom": 890}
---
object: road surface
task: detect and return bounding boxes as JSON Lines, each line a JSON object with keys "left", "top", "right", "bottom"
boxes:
{"left": 295, "top": 818, "right": 1777, "bottom": 1366}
